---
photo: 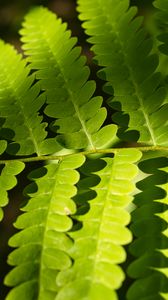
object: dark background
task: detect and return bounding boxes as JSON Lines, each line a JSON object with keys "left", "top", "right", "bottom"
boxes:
{"left": 0, "top": 0, "right": 155, "bottom": 299}
{"left": 0, "top": 0, "right": 154, "bottom": 53}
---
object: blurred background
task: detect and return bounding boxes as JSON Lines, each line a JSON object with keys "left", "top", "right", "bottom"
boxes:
{"left": 0, "top": 0, "right": 155, "bottom": 57}
{"left": 0, "top": 0, "right": 157, "bottom": 298}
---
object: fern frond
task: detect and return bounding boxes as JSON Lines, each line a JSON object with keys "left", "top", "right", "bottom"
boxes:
{"left": 127, "top": 157, "right": 168, "bottom": 299}
{"left": 20, "top": 7, "right": 118, "bottom": 150}
{"left": 55, "top": 149, "right": 142, "bottom": 300}
{"left": 0, "top": 40, "right": 61, "bottom": 156}
{"left": 4, "top": 154, "right": 85, "bottom": 300}
{"left": 77, "top": 0, "right": 168, "bottom": 146}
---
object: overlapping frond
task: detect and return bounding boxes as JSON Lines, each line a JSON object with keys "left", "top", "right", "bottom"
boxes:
{"left": 154, "top": 0, "right": 168, "bottom": 55}
{"left": 77, "top": 0, "right": 168, "bottom": 146}
{"left": 127, "top": 157, "right": 168, "bottom": 300}
{"left": 20, "top": 7, "right": 118, "bottom": 150}
{"left": 0, "top": 40, "right": 61, "bottom": 156}
{"left": 4, "top": 155, "right": 85, "bottom": 299}
{"left": 55, "top": 149, "right": 142, "bottom": 300}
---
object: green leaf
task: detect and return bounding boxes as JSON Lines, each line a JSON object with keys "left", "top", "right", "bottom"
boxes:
{"left": 55, "top": 149, "right": 142, "bottom": 300}
{"left": 5, "top": 154, "right": 85, "bottom": 300}
{"left": 127, "top": 157, "right": 168, "bottom": 299}
{"left": 0, "top": 40, "right": 61, "bottom": 156}
{"left": 20, "top": 6, "right": 117, "bottom": 150}
{"left": 78, "top": 0, "right": 168, "bottom": 147}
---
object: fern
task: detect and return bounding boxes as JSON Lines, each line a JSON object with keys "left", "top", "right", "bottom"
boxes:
{"left": 19, "top": 7, "right": 117, "bottom": 150}
{"left": 0, "top": 2, "right": 167, "bottom": 300}
{"left": 55, "top": 149, "right": 142, "bottom": 300}
{"left": 77, "top": 0, "right": 168, "bottom": 146}
{"left": 127, "top": 157, "right": 168, "bottom": 299}
{"left": 5, "top": 155, "right": 85, "bottom": 300}
{"left": 0, "top": 41, "right": 61, "bottom": 156}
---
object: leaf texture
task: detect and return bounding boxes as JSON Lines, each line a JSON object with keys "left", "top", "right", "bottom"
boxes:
{"left": 20, "top": 6, "right": 118, "bottom": 150}
{"left": 77, "top": 0, "right": 168, "bottom": 146}
{"left": 0, "top": 158, "right": 25, "bottom": 221}
{"left": 127, "top": 157, "right": 168, "bottom": 300}
{"left": 55, "top": 149, "right": 142, "bottom": 300}
{"left": 0, "top": 40, "right": 61, "bottom": 156}
{"left": 5, "top": 154, "right": 85, "bottom": 300}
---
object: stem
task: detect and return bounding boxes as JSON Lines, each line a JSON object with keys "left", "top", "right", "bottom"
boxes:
{"left": 0, "top": 145, "right": 167, "bottom": 164}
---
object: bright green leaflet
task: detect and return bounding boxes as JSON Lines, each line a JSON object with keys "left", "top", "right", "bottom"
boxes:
{"left": 0, "top": 141, "right": 25, "bottom": 220}
{"left": 0, "top": 160, "right": 25, "bottom": 221}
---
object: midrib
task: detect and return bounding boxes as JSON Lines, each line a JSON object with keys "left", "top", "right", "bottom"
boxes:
{"left": 87, "top": 158, "right": 120, "bottom": 290}
{"left": 38, "top": 164, "right": 59, "bottom": 299}
{"left": 41, "top": 29, "right": 96, "bottom": 150}
{"left": 58, "top": 72, "right": 96, "bottom": 150}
